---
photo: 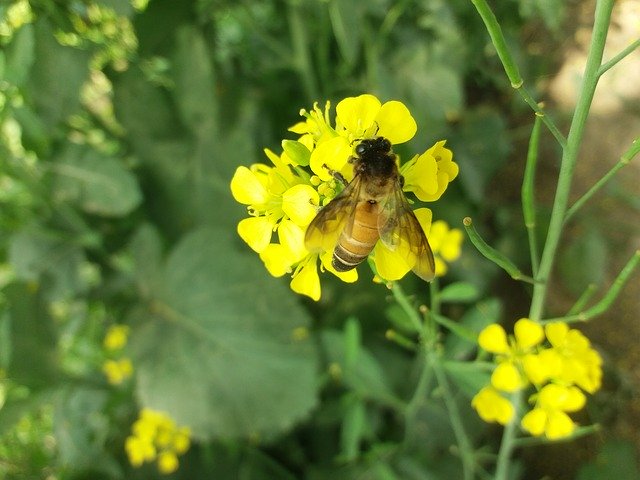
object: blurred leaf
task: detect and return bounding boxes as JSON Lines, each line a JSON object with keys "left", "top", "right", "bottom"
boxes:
{"left": 329, "top": 0, "right": 362, "bottom": 66}
{"left": 130, "top": 226, "right": 319, "bottom": 440}
{"left": 340, "top": 395, "right": 366, "bottom": 462}
{"left": 577, "top": 439, "right": 640, "bottom": 480}
{"left": 3, "top": 283, "right": 59, "bottom": 388}
{"left": 27, "top": 20, "right": 91, "bottom": 131}
{"left": 128, "top": 223, "right": 164, "bottom": 296}
{"left": 4, "top": 23, "right": 35, "bottom": 86}
{"left": 439, "top": 281, "right": 479, "bottom": 303}
{"left": 321, "top": 330, "right": 399, "bottom": 408}
{"left": 519, "top": 0, "right": 566, "bottom": 32}
{"left": 453, "top": 108, "right": 511, "bottom": 203}
{"left": 343, "top": 316, "right": 362, "bottom": 372}
{"left": 559, "top": 225, "right": 607, "bottom": 296}
{"left": 171, "top": 25, "right": 217, "bottom": 135}
{"left": 53, "top": 387, "right": 120, "bottom": 476}
{"left": 51, "top": 145, "right": 142, "bottom": 217}
{"left": 443, "top": 360, "right": 491, "bottom": 398}
{"left": 444, "top": 297, "right": 502, "bottom": 360}
{"left": 8, "top": 226, "right": 88, "bottom": 300}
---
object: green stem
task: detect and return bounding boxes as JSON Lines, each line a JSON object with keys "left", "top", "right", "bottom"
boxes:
{"left": 470, "top": 0, "right": 566, "bottom": 147}
{"left": 390, "top": 282, "right": 423, "bottom": 333}
{"left": 529, "top": 0, "right": 615, "bottom": 322}
{"left": 522, "top": 116, "right": 542, "bottom": 276}
{"left": 463, "top": 217, "right": 536, "bottom": 284}
{"left": 542, "top": 250, "right": 640, "bottom": 324}
{"left": 567, "top": 283, "right": 598, "bottom": 315}
{"left": 494, "top": 389, "right": 523, "bottom": 480}
{"left": 429, "top": 349, "right": 476, "bottom": 480}
{"left": 598, "top": 38, "right": 640, "bottom": 76}
{"left": 564, "top": 138, "right": 640, "bottom": 223}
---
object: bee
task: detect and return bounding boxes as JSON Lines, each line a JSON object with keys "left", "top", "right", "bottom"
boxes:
{"left": 305, "top": 137, "right": 435, "bottom": 281}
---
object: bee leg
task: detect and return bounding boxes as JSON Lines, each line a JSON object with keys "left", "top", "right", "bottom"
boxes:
{"left": 321, "top": 164, "right": 349, "bottom": 187}
{"left": 399, "top": 175, "right": 405, "bottom": 188}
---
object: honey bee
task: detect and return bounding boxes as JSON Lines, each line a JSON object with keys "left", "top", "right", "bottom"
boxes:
{"left": 305, "top": 137, "right": 435, "bottom": 281}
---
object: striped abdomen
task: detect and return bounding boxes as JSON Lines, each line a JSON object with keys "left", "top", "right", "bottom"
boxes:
{"left": 332, "top": 201, "right": 380, "bottom": 272}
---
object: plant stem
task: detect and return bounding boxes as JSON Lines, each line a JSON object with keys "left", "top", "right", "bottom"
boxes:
{"left": 564, "top": 137, "right": 640, "bottom": 223}
{"left": 598, "top": 38, "right": 640, "bottom": 76}
{"left": 494, "top": 390, "right": 522, "bottom": 480}
{"left": 429, "top": 349, "right": 476, "bottom": 480}
{"left": 529, "top": 0, "right": 615, "bottom": 322}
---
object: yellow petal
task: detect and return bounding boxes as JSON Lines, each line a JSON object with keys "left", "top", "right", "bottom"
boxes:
{"left": 320, "top": 251, "right": 358, "bottom": 283}
{"left": 521, "top": 353, "right": 550, "bottom": 385}
{"left": 545, "top": 410, "right": 575, "bottom": 439}
{"left": 545, "top": 322, "right": 569, "bottom": 347}
{"left": 259, "top": 244, "right": 293, "bottom": 277}
{"left": 477, "top": 324, "right": 509, "bottom": 354}
{"left": 278, "top": 219, "right": 308, "bottom": 262}
{"left": 434, "top": 257, "right": 448, "bottom": 277}
{"left": 521, "top": 408, "right": 547, "bottom": 436}
{"left": 402, "top": 151, "right": 438, "bottom": 199}
{"left": 230, "top": 166, "right": 270, "bottom": 205}
{"left": 335, "top": 94, "right": 381, "bottom": 136}
{"left": 372, "top": 242, "right": 411, "bottom": 282}
{"left": 157, "top": 451, "right": 179, "bottom": 474}
{"left": 562, "top": 386, "right": 586, "bottom": 412}
{"left": 514, "top": 318, "right": 544, "bottom": 350}
{"left": 426, "top": 220, "right": 448, "bottom": 253}
{"left": 375, "top": 100, "right": 417, "bottom": 144}
{"left": 538, "top": 383, "right": 568, "bottom": 410}
{"left": 491, "top": 361, "right": 526, "bottom": 392}
{"left": 290, "top": 259, "right": 321, "bottom": 301}
{"left": 471, "top": 386, "right": 514, "bottom": 425}
{"left": 309, "top": 135, "right": 352, "bottom": 181}
{"left": 237, "top": 217, "right": 274, "bottom": 253}
{"left": 282, "top": 184, "right": 320, "bottom": 226}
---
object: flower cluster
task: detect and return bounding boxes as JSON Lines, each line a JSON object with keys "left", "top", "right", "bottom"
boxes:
{"left": 472, "top": 319, "right": 603, "bottom": 440}
{"left": 102, "top": 324, "right": 133, "bottom": 385}
{"left": 230, "top": 94, "right": 459, "bottom": 300}
{"left": 428, "top": 220, "right": 464, "bottom": 277}
{"left": 125, "top": 408, "right": 191, "bottom": 474}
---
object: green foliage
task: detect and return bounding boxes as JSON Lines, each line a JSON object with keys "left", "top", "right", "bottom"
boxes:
{"left": 0, "top": 0, "right": 636, "bottom": 478}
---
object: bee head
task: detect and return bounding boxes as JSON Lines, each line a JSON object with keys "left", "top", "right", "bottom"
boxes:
{"left": 356, "top": 137, "right": 392, "bottom": 157}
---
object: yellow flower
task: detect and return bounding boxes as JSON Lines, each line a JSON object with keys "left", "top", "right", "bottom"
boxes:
{"left": 520, "top": 384, "right": 585, "bottom": 439}
{"left": 544, "top": 322, "right": 603, "bottom": 393}
{"left": 478, "top": 318, "right": 544, "bottom": 392}
{"left": 471, "top": 386, "right": 514, "bottom": 425}
{"left": 102, "top": 358, "right": 133, "bottom": 385}
{"left": 232, "top": 94, "right": 457, "bottom": 300}
{"left": 104, "top": 324, "right": 130, "bottom": 351}
{"left": 125, "top": 409, "right": 191, "bottom": 474}
{"left": 426, "top": 220, "right": 463, "bottom": 276}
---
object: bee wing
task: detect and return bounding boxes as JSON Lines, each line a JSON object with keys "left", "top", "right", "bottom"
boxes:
{"left": 378, "top": 185, "right": 435, "bottom": 282}
{"left": 304, "top": 177, "right": 362, "bottom": 254}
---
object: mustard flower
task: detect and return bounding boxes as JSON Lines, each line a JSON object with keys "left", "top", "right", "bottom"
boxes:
{"left": 471, "top": 386, "right": 515, "bottom": 425}
{"left": 231, "top": 94, "right": 458, "bottom": 300}
{"left": 425, "top": 220, "right": 464, "bottom": 276}
{"left": 102, "top": 324, "right": 133, "bottom": 385}
{"left": 125, "top": 408, "right": 191, "bottom": 474}
{"left": 473, "top": 319, "right": 603, "bottom": 440}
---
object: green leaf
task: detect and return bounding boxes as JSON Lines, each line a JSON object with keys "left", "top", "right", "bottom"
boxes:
{"left": 8, "top": 226, "right": 88, "bottom": 300}
{"left": 559, "top": 225, "right": 607, "bottom": 296}
{"left": 3, "top": 283, "right": 59, "bottom": 388}
{"left": 128, "top": 223, "right": 163, "bottom": 295}
{"left": 4, "top": 22, "right": 35, "bottom": 86}
{"left": 340, "top": 395, "right": 366, "bottom": 461}
{"left": 321, "top": 330, "right": 400, "bottom": 409}
{"left": 439, "top": 281, "right": 480, "bottom": 303}
{"left": 171, "top": 26, "right": 217, "bottom": 135}
{"left": 27, "top": 20, "right": 90, "bottom": 131}
{"left": 53, "top": 387, "right": 120, "bottom": 476}
{"left": 130, "top": 226, "right": 319, "bottom": 440}
{"left": 51, "top": 144, "right": 142, "bottom": 217}
{"left": 443, "top": 298, "right": 502, "bottom": 360}
{"left": 328, "top": 0, "right": 362, "bottom": 66}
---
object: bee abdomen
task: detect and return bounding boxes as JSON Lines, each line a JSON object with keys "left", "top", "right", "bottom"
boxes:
{"left": 332, "top": 203, "right": 380, "bottom": 272}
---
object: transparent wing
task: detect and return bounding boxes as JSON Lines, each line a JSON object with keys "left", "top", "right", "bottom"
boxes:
{"left": 378, "top": 185, "right": 435, "bottom": 282}
{"left": 304, "top": 177, "right": 362, "bottom": 254}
